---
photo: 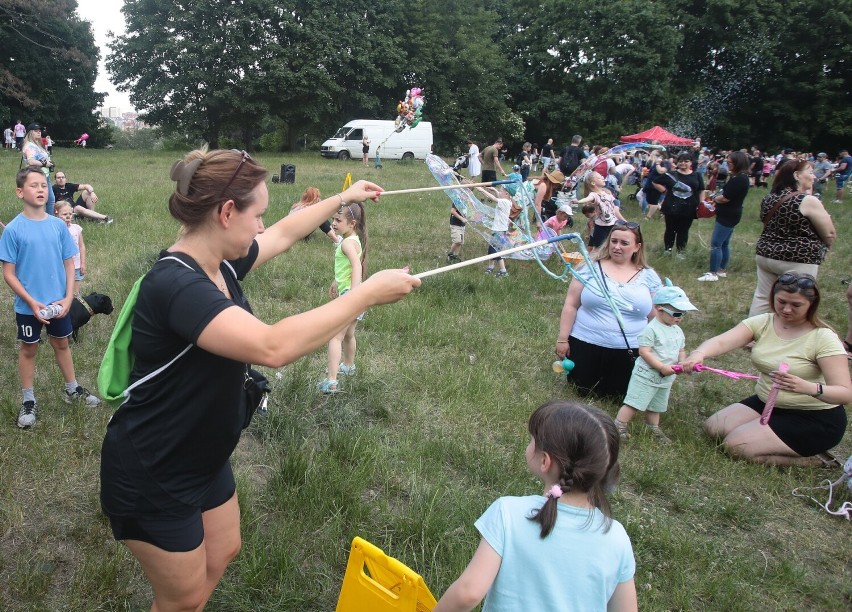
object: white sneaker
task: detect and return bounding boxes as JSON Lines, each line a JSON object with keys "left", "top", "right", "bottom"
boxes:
{"left": 697, "top": 272, "right": 718, "bottom": 282}
{"left": 17, "top": 401, "right": 37, "bottom": 428}
{"left": 64, "top": 385, "right": 101, "bottom": 406}
{"left": 716, "top": 271, "right": 727, "bottom": 278}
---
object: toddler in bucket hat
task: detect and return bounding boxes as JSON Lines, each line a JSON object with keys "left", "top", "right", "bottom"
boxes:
{"left": 614, "top": 278, "right": 696, "bottom": 443}
{"left": 652, "top": 280, "right": 698, "bottom": 312}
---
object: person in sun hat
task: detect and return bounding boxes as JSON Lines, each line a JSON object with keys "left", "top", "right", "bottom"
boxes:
{"left": 543, "top": 203, "right": 573, "bottom": 235}
{"left": 614, "top": 280, "right": 696, "bottom": 443}
{"left": 532, "top": 167, "right": 565, "bottom": 222}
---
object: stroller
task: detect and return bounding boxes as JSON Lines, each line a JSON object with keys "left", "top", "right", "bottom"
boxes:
{"left": 452, "top": 152, "right": 469, "bottom": 173}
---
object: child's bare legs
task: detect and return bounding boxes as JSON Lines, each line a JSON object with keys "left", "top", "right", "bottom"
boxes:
{"left": 644, "top": 411, "right": 661, "bottom": 426}
{"left": 18, "top": 342, "right": 38, "bottom": 389}
{"left": 615, "top": 404, "right": 637, "bottom": 425}
{"left": 341, "top": 321, "right": 357, "bottom": 369}
{"left": 49, "top": 335, "right": 77, "bottom": 384}
{"left": 645, "top": 203, "right": 660, "bottom": 219}
{"left": 449, "top": 241, "right": 462, "bottom": 257}
{"left": 74, "top": 279, "right": 82, "bottom": 295}
{"left": 325, "top": 329, "right": 345, "bottom": 384}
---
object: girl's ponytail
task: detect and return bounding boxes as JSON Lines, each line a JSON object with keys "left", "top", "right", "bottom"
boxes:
{"left": 527, "top": 400, "right": 621, "bottom": 539}
{"left": 354, "top": 202, "right": 368, "bottom": 278}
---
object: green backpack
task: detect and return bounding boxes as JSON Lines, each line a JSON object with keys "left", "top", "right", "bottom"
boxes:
{"left": 97, "top": 256, "right": 194, "bottom": 409}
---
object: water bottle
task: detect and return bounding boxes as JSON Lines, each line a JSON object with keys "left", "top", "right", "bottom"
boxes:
{"left": 38, "top": 304, "right": 63, "bottom": 319}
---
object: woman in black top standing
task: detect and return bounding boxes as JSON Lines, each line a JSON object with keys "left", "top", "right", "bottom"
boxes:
{"left": 653, "top": 152, "right": 706, "bottom": 257}
{"left": 100, "top": 148, "right": 419, "bottom": 610}
{"left": 697, "top": 151, "right": 751, "bottom": 281}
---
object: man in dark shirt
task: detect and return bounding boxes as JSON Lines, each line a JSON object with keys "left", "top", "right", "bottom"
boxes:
{"left": 558, "top": 134, "right": 583, "bottom": 176}
{"left": 52, "top": 172, "right": 112, "bottom": 223}
{"left": 480, "top": 137, "right": 507, "bottom": 183}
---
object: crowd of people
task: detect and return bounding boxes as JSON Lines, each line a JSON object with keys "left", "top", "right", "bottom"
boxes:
{"left": 2, "top": 127, "right": 851, "bottom": 610}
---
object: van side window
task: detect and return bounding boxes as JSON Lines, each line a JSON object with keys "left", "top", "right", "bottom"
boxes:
{"left": 347, "top": 129, "right": 363, "bottom": 141}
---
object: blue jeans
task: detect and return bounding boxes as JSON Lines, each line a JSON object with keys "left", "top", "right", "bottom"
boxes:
{"left": 45, "top": 174, "right": 55, "bottom": 216}
{"left": 709, "top": 221, "right": 735, "bottom": 273}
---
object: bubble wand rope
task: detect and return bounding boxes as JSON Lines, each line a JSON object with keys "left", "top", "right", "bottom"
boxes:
{"left": 792, "top": 457, "right": 852, "bottom": 520}
{"left": 414, "top": 233, "right": 578, "bottom": 279}
{"left": 671, "top": 363, "right": 759, "bottom": 380}
{"left": 760, "top": 362, "right": 788, "bottom": 425}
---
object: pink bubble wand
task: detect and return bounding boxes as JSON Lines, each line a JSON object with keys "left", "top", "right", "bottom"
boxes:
{"left": 671, "top": 363, "right": 759, "bottom": 380}
{"left": 759, "top": 362, "right": 788, "bottom": 425}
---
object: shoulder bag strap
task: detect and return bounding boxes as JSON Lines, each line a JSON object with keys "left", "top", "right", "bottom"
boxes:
{"left": 762, "top": 191, "right": 799, "bottom": 226}
{"left": 597, "top": 260, "right": 636, "bottom": 360}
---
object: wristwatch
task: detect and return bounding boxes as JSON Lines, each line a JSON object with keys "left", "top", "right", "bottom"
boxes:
{"left": 813, "top": 383, "right": 824, "bottom": 397}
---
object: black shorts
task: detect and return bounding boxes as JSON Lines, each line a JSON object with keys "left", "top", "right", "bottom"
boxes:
{"left": 740, "top": 395, "right": 847, "bottom": 456}
{"left": 103, "top": 462, "right": 236, "bottom": 553}
{"left": 589, "top": 224, "right": 613, "bottom": 248}
{"left": 482, "top": 170, "right": 497, "bottom": 183}
{"left": 567, "top": 335, "right": 636, "bottom": 401}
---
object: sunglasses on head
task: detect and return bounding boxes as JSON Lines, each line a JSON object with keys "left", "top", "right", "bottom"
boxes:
{"left": 776, "top": 273, "right": 816, "bottom": 290}
{"left": 660, "top": 307, "right": 684, "bottom": 318}
{"left": 220, "top": 149, "right": 252, "bottom": 196}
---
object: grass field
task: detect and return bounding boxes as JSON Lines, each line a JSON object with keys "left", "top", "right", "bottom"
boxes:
{"left": 0, "top": 148, "right": 850, "bottom": 611}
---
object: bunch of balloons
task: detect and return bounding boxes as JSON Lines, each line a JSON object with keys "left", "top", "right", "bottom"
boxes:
{"left": 394, "top": 87, "right": 425, "bottom": 132}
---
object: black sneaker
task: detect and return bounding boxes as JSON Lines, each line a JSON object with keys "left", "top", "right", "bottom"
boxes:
{"left": 64, "top": 386, "right": 101, "bottom": 406}
{"left": 99, "top": 216, "right": 114, "bottom": 224}
{"left": 18, "top": 401, "right": 37, "bottom": 428}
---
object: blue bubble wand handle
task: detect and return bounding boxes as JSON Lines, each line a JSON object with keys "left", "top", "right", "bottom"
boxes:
{"left": 414, "top": 233, "right": 576, "bottom": 279}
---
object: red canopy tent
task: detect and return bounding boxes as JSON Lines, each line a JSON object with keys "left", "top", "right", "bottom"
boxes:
{"left": 620, "top": 126, "right": 695, "bottom": 146}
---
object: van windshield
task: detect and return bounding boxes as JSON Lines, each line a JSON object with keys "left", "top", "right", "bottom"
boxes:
{"left": 332, "top": 128, "right": 350, "bottom": 139}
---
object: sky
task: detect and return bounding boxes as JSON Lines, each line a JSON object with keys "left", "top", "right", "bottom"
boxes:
{"left": 75, "top": 0, "right": 134, "bottom": 112}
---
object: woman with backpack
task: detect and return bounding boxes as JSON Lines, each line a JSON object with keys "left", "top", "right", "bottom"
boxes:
{"left": 99, "top": 149, "right": 420, "bottom": 611}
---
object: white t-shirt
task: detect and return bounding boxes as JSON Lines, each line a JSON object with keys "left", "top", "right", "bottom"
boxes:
{"left": 491, "top": 198, "right": 511, "bottom": 232}
{"left": 468, "top": 144, "right": 482, "bottom": 177}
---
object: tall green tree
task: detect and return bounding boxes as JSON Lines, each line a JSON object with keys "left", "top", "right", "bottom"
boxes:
{"left": 0, "top": 0, "right": 105, "bottom": 142}
{"left": 507, "top": 0, "right": 681, "bottom": 147}
{"left": 108, "top": 0, "right": 278, "bottom": 148}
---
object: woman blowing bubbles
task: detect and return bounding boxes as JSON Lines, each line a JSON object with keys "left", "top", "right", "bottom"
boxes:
{"left": 99, "top": 149, "right": 419, "bottom": 611}
{"left": 682, "top": 273, "right": 851, "bottom": 466}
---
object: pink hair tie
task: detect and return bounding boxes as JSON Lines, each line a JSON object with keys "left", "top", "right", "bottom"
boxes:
{"left": 548, "top": 484, "right": 563, "bottom": 499}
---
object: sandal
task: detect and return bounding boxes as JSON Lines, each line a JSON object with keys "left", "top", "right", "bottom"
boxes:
{"left": 318, "top": 379, "right": 339, "bottom": 394}
{"left": 614, "top": 419, "right": 630, "bottom": 441}
{"left": 646, "top": 424, "right": 672, "bottom": 444}
{"left": 814, "top": 451, "right": 842, "bottom": 470}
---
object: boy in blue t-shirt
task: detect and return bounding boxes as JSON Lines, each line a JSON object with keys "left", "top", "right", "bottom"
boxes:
{"left": 614, "top": 281, "right": 697, "bottom": 443}
{"left": 0, "top": 166, "right": 101, "bottom": 429}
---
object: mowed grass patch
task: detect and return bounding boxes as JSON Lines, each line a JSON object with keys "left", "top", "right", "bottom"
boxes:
{"left": 0, "top": 148, "right": 850, "bottom": 610}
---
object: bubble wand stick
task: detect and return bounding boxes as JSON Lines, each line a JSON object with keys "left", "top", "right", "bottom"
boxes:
{"left": 378, "top": 180, "right": 515, "bottom": 196}
{"left": 414, "top": 233, "right": 579, "bottom": 279}
{"left": 671, "top": 363, "right": 759, "bottom": 380}
{"left": 760, "top": 362, "right": 788, "bottom": 425}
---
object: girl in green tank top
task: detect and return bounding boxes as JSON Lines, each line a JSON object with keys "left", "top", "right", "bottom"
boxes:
{"left": 319, "top": 202, "right": 368, "bottom": 394}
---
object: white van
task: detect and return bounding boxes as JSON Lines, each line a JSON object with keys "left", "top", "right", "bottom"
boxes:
{"left": 321, "top": 119, "right": 433, "bottom": 161}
